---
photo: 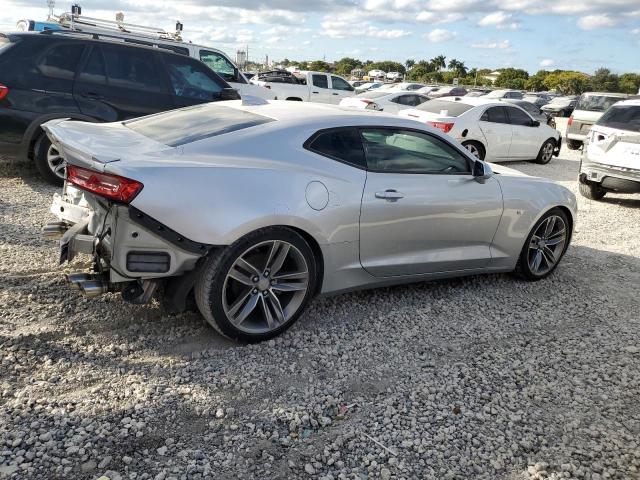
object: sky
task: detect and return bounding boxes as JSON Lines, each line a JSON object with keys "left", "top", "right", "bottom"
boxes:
{"left": 2, "top": 0, "right": 640, "bottom": 74}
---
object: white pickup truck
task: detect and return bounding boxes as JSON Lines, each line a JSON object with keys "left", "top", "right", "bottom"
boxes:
{"left": 251, "top": 71, "right": 356, "bottom": 104}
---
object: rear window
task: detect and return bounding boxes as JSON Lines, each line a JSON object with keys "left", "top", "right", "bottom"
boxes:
{"left": 124, "top": 104, "right": 274, "bottom": 147}
{"left": 416, "top": 99, "right": 474, "bottom": 117}
{"left": 596, "top": 105, "right": 640, "bottom": 133}
{"left": 576, "top": 94, "right": 625, "bottom": 112}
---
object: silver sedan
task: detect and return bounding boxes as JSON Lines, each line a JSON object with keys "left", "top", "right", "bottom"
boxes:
{"left": 43, "top": 101, "right": 577, "bottom": 342}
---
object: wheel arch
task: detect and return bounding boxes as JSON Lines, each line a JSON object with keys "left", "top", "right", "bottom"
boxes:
{"left": 284, "top": 225, "right": 325, "bottom": 296}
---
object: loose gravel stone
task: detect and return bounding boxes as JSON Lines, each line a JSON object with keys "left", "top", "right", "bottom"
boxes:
{"left": 1, "top": 143, "right": 639, "bottom": 480}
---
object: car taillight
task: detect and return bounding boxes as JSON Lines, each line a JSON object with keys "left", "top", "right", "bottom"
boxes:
{"left": 427, "top": 121, "right": 454, "bottom": 133}
{"left": 567, "top": 116, "right": 573, "bottom": 126}
{"left": 67, "top": 165, "right": 143, "bottom": 203}
{"left": 0, "top": 84, "right": 9, "bottom": 100}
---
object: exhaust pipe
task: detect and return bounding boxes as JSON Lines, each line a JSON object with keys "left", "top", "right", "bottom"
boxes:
{"left": 42, "top": 222, "right": 68, "bottom": 240}
{"left": 65, "top": 272, "right": 93, "bottom": 290}
{"left": 79, "top": 278, "right": 110, "bottom": 297}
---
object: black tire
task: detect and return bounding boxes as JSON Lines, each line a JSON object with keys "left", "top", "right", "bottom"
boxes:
{"left": 34, "top": 133, "right": 65, "bottom": 186}
{"left": 534, "top": 138, "right": 556, "bottom": 164}
{"left": 566, "top": 139, "right": 582, "bottom": 151}
{"left": 194, "top": 227, "right": 317, "bottom": 342}
{"left": 515, "top": 208, "right": 570, "bottom": 281}
{"left": 579, "top": 180, "right": 606, "bottom": 200}
{"left": 462, "top": 141, "right": 486, "bottom": 160}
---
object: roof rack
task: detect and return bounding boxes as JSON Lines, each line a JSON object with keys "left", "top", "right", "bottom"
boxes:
{"left": 48, "top": 11, "right": 184, "bottom": 43}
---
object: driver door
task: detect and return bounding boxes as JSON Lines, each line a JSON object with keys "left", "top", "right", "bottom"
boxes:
{"left": 358, "top": 128, "right": 503, "bottom": 276}
{"left": 329, "top": 75, "right": 355, "bottom": 104}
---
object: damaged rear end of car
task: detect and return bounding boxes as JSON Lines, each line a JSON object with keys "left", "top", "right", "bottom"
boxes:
{"left": 41, "top": 118, "right": 211, "bottom": 310}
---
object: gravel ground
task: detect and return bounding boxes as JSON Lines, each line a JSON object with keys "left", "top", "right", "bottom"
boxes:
{"left": 1, "top": 142, "right": 639, "bottom": 480}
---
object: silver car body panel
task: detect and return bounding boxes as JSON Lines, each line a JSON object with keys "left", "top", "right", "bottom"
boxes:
{"left": 44, "top": 101, "right": 577, "bottom": 295}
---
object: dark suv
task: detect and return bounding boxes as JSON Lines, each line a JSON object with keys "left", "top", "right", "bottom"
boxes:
{"left": 0, "top": 31, "right": 239, "bottom": 184}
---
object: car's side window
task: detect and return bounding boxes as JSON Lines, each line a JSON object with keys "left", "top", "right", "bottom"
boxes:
{"left": 393, "top": 95, "right": 414, "bottom": 106}
{"left": 163, "top": 54, "right": 224, "bottom": 100}
{"left": 507, "top": 107, "right": 534, "bottom": 126}
{"left": 312, "top": 74, "right": 328, "bottom": 89}
{"left": 102, "top": 45, "right": 164, "bottom": 93}
{"left": 199, "top": 50, "right": 242, "bottom": 83}
{"left": 480, "top": 106, "right": 509, "bottom": 124}
{"left": 331, "top": 76, "right": 353, "bottom": 91}
{"left": 78, "top": 46, "right": 107, "bottom": 85}
{"left": 360, "top": 128, "right": 471, "bottom": 174}
{"left": 36, "top": 42, "right": 85, "bottom": 80}
{"left": 415, "top": 95, "right": 429, "bottom": 106}
{"left": 305, "top": 128, "right": 366, "bottom": 168}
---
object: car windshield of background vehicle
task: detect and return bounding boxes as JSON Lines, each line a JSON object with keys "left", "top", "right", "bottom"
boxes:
{"left": 124, "top": 104, "right": 274, "bottom": 147}
{"left": 415, "top": 100, "right": 474, "bottom": 116}
{"left": 576, "top": 94, "right": 624, "bottom": 112}
{"left": 199, "top": 50, "right": 236, "bottom": 82}
{"left": 596, "top": 106, "right": 640, "bottom": 132}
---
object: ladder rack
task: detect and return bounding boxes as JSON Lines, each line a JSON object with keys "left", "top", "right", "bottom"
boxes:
{"left": 49, "top": 12, "right": 184, "bottom": 42}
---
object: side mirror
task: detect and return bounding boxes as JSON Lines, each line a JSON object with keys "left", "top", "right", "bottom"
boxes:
{"left": 219, "top": 88, "right": 241, "bottom": 101}
{"left": 473, "top": 161, "right": 493, "bottom": 183}
{"left": 531, "top": 120, "right": 540, "bottom": 127}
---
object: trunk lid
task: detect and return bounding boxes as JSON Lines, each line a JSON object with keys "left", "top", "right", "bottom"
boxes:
{"left": 42, "top": 119, "right": 169, "bottom": 171}
{"left": 586, "top": 125, "right": 640, "bottom": 170}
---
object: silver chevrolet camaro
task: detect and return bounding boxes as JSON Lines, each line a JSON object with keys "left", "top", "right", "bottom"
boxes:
{"left": 43, "top": 100, "right": 577, "bottom": 342}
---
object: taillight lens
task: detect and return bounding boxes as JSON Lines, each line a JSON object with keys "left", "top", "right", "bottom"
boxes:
{"left": 67, "top": 165, "right": 143, "bottom": 203}
{"left": 567, "top": 116, "right": 573, "bottom": 126}
{"left": 427, "top": 121, "right": 454, "bottom": 133}
{"left": 0, "top": 84, "right": 9, "bottom": 100}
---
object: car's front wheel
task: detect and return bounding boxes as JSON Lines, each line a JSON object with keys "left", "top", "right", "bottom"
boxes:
{"left": 34, "top": 133, "right": 65, "bottom": 186}
{"left": 515, "top": 208, "right": 570, "bottom": 280}
{"left": 194, "top": 227, "right": 317, "bottom": 342}
{"left": 534, "top": 138, "right": 556, "bottom": 164}
{"left": 566, "top": 139, "right": 582, "bottom": 150}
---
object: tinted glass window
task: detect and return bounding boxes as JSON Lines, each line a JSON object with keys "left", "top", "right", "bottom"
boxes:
{"left": 576, "top": 94, "right": 625, "bottom": 112}
{"left": 480, "top": 106, "right": 509, "bottom": 123}
{"left": 393, "top": 95, "right": 414, "bottom": 106}
{"left": 331, "top": 76, "right": 353, "bottom": 91}
{"left": 37, "top": 43, "right": 84, "bottom": 79}
{"left": 200, "top": 50, "right": 237, "bottom": 83}
{"left": 102, "top": 45, "right": 164, "bottom": 92}
{"left": 307, "top": 128, "right": 366, "bottom": 168}
{"left": 361, "top": 129, "right": 470, "bottom": 174}
{"left": 312, "top": 74, "right": 328, "bottom": 88}
{"left": 416, "top": 100, "right": 473, "bottom": 117}
{"left": 507, "top": 107, "right": 533, "bottom": 126}
{"left": 78, "top": 46, "right": 106, "bottom": 85}
{"left": 124, "top": 104, "right": 273, "bottom": 147}
{"left": 163, "top": 54, "right": 224, "bottom": 100}
{"left": 519, "top": 102, "right": 540, "bottom": 116}
{"left": 597, "top": 105, "right": 640, "bottom": 132}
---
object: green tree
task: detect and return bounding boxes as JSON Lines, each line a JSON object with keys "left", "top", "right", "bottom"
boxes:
{"left": 307, "top": 60, "right": 332, "bottom": 72}
{"left": 495, "top": 68, "right": 529, "bottom": 89}
{"left": 619, "top": 73, "right": 640, "bottom": 94}
{"left": 430, "top": 55, "right": 446, "bottom": 71}
{"left": 405, "top": 59, "right": 415, "bottom": 70}
{"left": 447, "top": 59, "right": 467, "bottom": 77}
{"left": 543, "top": 71, "right": 590, "bottom": 95}
{"left": 590, "top": 68, "right": 619, "bottom": 92}
{"left": 334, "top": 57, "right": 363, "bottom": 76}
{"left": 525, "top": 70, "right": 549, "bottom": 92}
{"left": 368, "top": 61, "right": 406, "bottom": 74}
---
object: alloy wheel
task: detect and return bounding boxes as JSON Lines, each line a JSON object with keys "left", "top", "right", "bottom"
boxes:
{"left": 541, "top": 142, "right": 554, "bottom": 163}
{"left": 527, "top": 215, "right": 567, "bottom": 276}
{"left": 222, "top": 240, "right": 309, "bottom": 334}
{"left": 47, "top": 144, "right": 66, "bottom": 180}
{"left": 465, "top": 143, "right": 481, "bottom": 158}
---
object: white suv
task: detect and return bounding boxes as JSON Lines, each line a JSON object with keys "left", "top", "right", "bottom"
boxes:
{"left": 578, "top": 99, "right": 640, "bottom": 200}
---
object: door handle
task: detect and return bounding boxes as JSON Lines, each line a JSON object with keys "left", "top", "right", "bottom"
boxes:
{"left": 332, "top": 93, "right": 339, "bottom": 95}
{"left": 312, "top": 91, "right": 319, "bottom": 94}
{"left": 81, "top": 92, "right": 103, "bottom": 100}
{"left": 375, "top": 190, "right": 404, "bottom": 201}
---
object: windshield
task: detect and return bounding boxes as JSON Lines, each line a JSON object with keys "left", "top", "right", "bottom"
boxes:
{"left": 576, "top": 94, "right": 625, "bottom": 112}
{"left": 416, "top": 100, "right": 474, "bottom": 116}
{"left": 596, "top": 105, "right": 640, "bottom": 132}
{"left": 550, "top": 97, "right": 570, "bottom": 104}
{"left": 124, "top": 104, "right": 274, "bottom": 147}
{"left": 485, "top": 90, "right": 507, "bottom": 98}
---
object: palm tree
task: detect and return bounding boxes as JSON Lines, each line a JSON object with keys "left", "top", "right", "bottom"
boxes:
{"left": 405, "top": 59, "right": 415, "bottom": 70}
{"left": 448, "top": 59, "right": 468, "bottom": 77}
{"left": 432, "top": 55, "right": 446, "bottom": 71}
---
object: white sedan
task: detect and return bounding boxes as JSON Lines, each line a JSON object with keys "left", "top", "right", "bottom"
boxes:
{"left": 340, "top": 91, "right": 430, "bottom": 114}
{"left": 399, "top": 97, "right": 561, "bottom": 164}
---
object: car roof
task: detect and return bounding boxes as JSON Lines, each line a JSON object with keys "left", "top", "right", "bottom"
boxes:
{"left": 434, "top": 96, "right": 502, "bottom": 107}
{"left": 580, "top": 91, "right": 629, "bottom": 97}
{"left": 609, "top": 99, "right": 640, "bottom": 107}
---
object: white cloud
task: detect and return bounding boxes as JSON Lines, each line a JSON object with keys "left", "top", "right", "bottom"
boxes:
{"left": 322, "top": 18, "right": 411, "bottom": 39}
{"left": 416, "top": 11, "right": 463, "bottom": 23}
{"left": 477, "top": 11, "right": 520, "bottom": 29}
{"left": 633, "top": 28, "right": 640, "bottom": 34}
{"left": 577, "top": 14, "right": 617, "bottom": 30}
{"left": 540, "top": 58, "right": 554, "bottom": 67}
{"left": 425, "top": 28, "right": 457, "bottom": 42}
{"left": 471, "top": 40, "right": 511, "bottom": 49}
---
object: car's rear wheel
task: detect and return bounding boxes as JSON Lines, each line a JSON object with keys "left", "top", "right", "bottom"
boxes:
{"left": 515, "top": 208, "right": 570, "bottom": 280}
{"left": 462, "top": 141, "right": 485, "bottom": 160}
{"left": 34, "top": 133, "right": 65, "bottom": 186}
{"left": 579, "top": 180, "right": 606, "bottom": 200}
{"left": 194, "top": 227, "right": 317, "bottom": 342}
{"left": 534, "top": 139, "right": 556, "bottom": 164}
{"left": 566, "top": 139, "right": 582, "bottom": 150}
